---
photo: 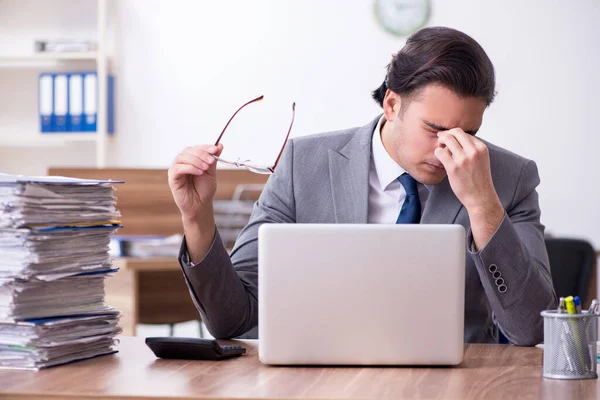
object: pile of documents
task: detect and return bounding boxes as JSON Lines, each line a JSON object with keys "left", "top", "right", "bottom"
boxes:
{"left": 110, "top": 234, "right": 183, "bottom": 258}
{"left": 0, "top": 173, "right": 123, "bottom": 370}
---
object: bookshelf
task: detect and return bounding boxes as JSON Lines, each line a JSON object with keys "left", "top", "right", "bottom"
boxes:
{"left": 0, "top": 133, "right": 104, "bottom": 147}
{"left": 0, "top": 52, "right": 99, "bottom": 62}
{"left": 0, "top": 0, "right": 113, "bottom": 169}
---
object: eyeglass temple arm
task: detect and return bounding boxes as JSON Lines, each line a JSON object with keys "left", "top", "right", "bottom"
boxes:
{"left": 270, "top": 103, "right": 296, "bottom": 172}
{"left": 214, "top": 95, "right": 264, "bottom": 146}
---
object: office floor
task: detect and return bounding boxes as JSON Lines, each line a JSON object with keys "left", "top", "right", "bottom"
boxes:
{"left": 136, "top": 321, "right": 214, "bottom": 339}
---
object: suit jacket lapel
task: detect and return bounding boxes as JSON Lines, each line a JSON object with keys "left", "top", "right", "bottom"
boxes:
{"left": 327, "top": 115, "right": 464, "bottom": 225}
{"left": 421, "top": 177, "right": 464, "bottom": 224}
{"left": 328, "top": 117, "right": 378, "bottom": 223}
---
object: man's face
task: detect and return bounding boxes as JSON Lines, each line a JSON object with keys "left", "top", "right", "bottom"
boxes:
{"left": 381, "top": 84, "right": 487, "bottom": 185}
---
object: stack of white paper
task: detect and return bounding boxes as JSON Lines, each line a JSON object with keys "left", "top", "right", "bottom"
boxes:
{"left": 0, "top": 273, "right": 116, "bottom": 320}
{"left": 0, "top": 175, "right": 120, "bottom": 228}
{"left": 0, "top": 314, "right": 121, "bottom": 370}
{"left": 0, "top": 174, "right": 124, "bottom": 370}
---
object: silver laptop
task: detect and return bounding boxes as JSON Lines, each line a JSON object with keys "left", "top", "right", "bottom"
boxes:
{"left": 258, "top": 223, "right": 466, "bottom": 366}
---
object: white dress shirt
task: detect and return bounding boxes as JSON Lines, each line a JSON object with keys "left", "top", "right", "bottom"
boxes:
{"left": 368, "top": 117, "right": 432, "bottom": 224}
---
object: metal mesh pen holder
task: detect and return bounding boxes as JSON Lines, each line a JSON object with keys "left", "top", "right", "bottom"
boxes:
{"left": 541, "top": 310, "right": 599, "bottom": 379}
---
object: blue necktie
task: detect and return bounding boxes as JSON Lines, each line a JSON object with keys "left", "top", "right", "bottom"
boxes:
{"left": 396, "top": 173, "right": 421, "bottom": 224}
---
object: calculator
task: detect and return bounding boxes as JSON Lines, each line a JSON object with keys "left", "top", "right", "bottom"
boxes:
{"left": 145, "top": 337, "right": 246, "bottom": 361}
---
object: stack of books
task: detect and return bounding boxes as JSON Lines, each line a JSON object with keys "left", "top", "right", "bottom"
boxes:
{"left": 0, "top": 173, "right": 123, "bottom": 370}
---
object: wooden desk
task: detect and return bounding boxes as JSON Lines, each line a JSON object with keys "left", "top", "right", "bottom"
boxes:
{"left": 1, "top": 337, "right": 598, "bottom": 400}
{"left": 107, "top": 257, "right": 196, "bottom": 336}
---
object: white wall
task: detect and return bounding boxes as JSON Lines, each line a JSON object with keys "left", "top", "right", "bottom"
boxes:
{"left": 1, "top": 0, "right": 599, "bottom": 247}
{"left": 112, "top": 0, "right": 600, "bottom": 247}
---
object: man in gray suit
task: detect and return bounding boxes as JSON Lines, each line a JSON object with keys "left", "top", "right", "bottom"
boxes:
{"left": 168, "top": 27, "right": 557, "bottom": 345}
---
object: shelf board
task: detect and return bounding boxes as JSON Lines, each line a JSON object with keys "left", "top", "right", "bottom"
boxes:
{"left": 0, "top": 134, "right": 104, "bottom": 147}
{"left": 0, "top": 52, "right": 99, "bottom": 64}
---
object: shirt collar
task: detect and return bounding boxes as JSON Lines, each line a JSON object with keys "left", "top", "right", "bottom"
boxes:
{"left": 371, "top": 116, "right": 407, "bottom": 191}
{"left": 371, "top": 115, "right": 433, "bottom": 192}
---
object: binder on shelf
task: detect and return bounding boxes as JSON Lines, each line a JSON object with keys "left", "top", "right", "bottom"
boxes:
{"left": 107, "top": 75, "right": 115, "bottom": 134}
{"left": 38, "top": 74, "right": 54, "bottom": 132}
{"left": 83, "top": 72, "right": 97, "bottom": 132}
{"left": 68, "top": 73, "right": 84, "bottom": 132}
{"left": 53, "top": 74, "right": 69, "bottom": 132}
{"left": 40, "top": 71, "right": 115, "bottom": 134}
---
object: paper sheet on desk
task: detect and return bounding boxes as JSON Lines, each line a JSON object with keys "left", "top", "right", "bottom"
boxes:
{"left": 0, "top": 222, "right": 120, "bottom": 280}
{"left": 0, "top": 313, "right": 121, "bottom": 372}
{"left": 0, "top": 262, "right": 115, "bottom": 281}
{"left": 0, "top": 329, "right": 121, "bottom": 347}
{"left": 0, "top": 173, "right": 123, "bottom": 185}
{"left": 0, "top": 270, "right": 120, "bottom": 320}
{"left": 0, "top": 304, "right": 119, "bottom": 322}
{"left": 33, "top": 267, "right": 119, "bottom": 282}
{"left": 0, "top": 184, "right": 116, "bottom": 202}
{"left": 0, "top": 180, "right": 121, "bottom": 228}
{"left": 0, "top": 214, "right": 121, "bottom": 228}
{"left": 0, "top": 339, "right": 118, "bottom": 370}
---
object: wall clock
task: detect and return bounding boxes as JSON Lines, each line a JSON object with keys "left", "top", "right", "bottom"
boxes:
{"left": 374, "top": 0, "right": 430, "bottom": 37}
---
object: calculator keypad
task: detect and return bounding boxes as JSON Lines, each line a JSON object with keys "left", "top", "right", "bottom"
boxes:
{"left": 221, "top": 345, "right": 244, "bottom": 353}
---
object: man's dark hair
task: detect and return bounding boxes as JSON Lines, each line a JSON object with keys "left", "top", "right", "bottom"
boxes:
{"left": 372, "top": 26, "right": 496, "bottom": 109}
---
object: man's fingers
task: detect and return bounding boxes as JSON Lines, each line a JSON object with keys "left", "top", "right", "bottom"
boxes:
{"left": 434, "top": 146, "right": 455, "bottom": 170}
{"left": 171, "top": 163, "right": 204, "bottom": 179}
{"left": 182, "top": 146, "right": 218, "bottom": 165}
{"left": 437, "top": 133, "right": 465, "bottom": 163}
{"left": 447, "top": 129, "right": 478, "bottom": 157}
{"left": 174, "top": 152, "right": 212, "bottom": 171}
{"left": 168, "top": 164, "right": 204, "bottom": 189}
{"left": 169, "top": 143, "right": 225, "bottom": 183}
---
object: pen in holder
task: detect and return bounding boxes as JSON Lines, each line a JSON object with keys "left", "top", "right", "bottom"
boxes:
{"left": 541, "top": 310, "right": 599, "bottom": 380}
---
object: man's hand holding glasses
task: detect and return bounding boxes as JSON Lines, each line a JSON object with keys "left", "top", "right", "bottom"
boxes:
{"left": 167, "top": 95, "right": 295, "bottom": 263}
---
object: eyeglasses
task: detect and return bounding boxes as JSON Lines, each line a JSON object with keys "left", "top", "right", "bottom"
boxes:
{"left": 212, "top": 95, "right": 296, "bottom": 175}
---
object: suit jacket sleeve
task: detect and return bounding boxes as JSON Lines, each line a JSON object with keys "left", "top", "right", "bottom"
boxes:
{"left": 177, "top": 140, "right": 296, "bottom": 339}
{"left": 467, "top": 159, "right": 557, "bottom": 346}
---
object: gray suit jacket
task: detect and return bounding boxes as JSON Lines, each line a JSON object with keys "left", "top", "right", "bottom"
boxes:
{"left": 178, "top": 115, "right": 557, "bottom": 345}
